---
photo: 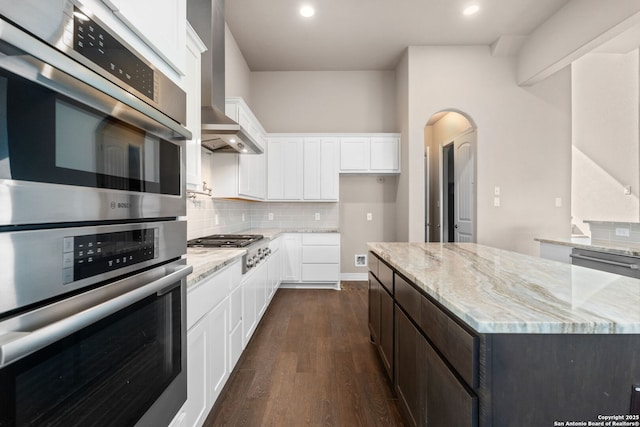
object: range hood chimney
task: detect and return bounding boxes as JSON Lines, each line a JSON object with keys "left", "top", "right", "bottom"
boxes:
{"left": 187, "top": 0, "right": 263, "bottom": 154}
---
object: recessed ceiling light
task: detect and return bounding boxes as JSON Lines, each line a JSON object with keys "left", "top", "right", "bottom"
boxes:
{"left": 229, "top": 138, "right": 236, "bottom": 144}
{"left": 462, "top": 4, "right": 480, "bottom": 16}
{"left": 299, "top": 5, "right": 315, "bottom": 18}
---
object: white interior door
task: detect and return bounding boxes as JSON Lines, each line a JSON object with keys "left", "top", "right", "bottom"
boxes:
{"left": 454, "top": 131, "right": 476, "bottom": 242}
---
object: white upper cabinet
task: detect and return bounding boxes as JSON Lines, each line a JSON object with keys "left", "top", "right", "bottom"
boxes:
{"left": 267, "top": 137, "right": 304, "bottom": 200}
{"left": 339, "top": 134, "right": 401, "bottom": 174}
{"left": 339, "top": 137, "right": 370, "bottom": 172}
{"left": 102, "top": 0, "right": 187, "bottom": 74}
{"left": 370, "top": 136, "right": 400, "bottom": 172}
{"left": 184, "top": 24, "right": 207, "bottom": 191}
{"left": 303, "top": 137, "right": 339, "bottom": 201}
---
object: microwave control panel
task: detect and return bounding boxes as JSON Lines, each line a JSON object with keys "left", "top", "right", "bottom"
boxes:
{"left": 62, "top": 228, "right": 158, "bottom": 284}
{"left": 71, "top": 6, "right": 156, "bottom": 103}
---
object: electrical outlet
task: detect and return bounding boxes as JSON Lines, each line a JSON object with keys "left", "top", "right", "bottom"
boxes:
{"left": 493, "top": 197, "right": 500, "bottom": 207}
{"left": 355, "top": 254, "right": 367, "bottom": 267}
{"left": 268, "top": 212, "right": 274, "bottom": 221}
{"left": 214, "top": 214, "right": 219, "bottom": 225}
{"left": 494, "top": 186, "right": 500, "bottom": 196}
{"left": 242, "top": 213, "right": 245, "bottom": 222}
{"left": 367, "top": 213, "right": 373, "bottom": 221}
{"left": 555, "top": 197, "right": 562, "bottom": 208}
{"left": 625, "top": 185, "right": 632, "bottom": 195}
{"left": 616, "top": 228, "right": 630, "bottom": 237}
{"left": 314, "top": 212, "right": 320, "bottom": 221}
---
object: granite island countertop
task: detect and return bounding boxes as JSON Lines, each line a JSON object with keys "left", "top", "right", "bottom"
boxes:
{"left": 368, "top": 242, "right": 640, "bottom": 334}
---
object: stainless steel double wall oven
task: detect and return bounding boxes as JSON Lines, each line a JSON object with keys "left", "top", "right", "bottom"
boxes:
{"left": 0, "top": 1, "right": 191, "bottom": 426}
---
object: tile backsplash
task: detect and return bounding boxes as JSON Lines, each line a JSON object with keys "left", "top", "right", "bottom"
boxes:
{"left": 187, "top": 197, "right": 339, "bottom": 239}
{"left": 586, "top": 221, "right": 640, "bottom": 244}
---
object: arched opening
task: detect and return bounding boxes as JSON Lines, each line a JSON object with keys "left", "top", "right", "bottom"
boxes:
{"left": 424, "top": 110, "right": 477, "bottom": 242}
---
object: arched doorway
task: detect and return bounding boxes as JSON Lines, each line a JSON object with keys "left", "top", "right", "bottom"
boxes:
{"left": 424, "top": 110, "right": 477, "bottom": 243}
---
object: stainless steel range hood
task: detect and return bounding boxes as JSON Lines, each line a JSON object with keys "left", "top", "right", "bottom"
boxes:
{"left": 187, "top": 0, "right": 263, "bottom": 154}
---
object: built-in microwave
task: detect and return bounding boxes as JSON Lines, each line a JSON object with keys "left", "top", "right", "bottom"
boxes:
{"left": 0, "top": 0, "right": 191, "bottom": 226}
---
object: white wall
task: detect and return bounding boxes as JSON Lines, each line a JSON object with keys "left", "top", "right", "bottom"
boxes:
{"left": 250, "top": 71, "right": 396, "bottom": 133}
{"left": 403, "top": 46, "right": 572, "bottom": 255}
{"left": 571, "top": 50, "right": 640, "bottom": 233}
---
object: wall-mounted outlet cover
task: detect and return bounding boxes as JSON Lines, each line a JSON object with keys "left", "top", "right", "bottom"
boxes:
{"left": 367, "top": 213, "right": 373, "bottom": 221}
{"left": 315, "top": 212, "right": 320, "bottom": 221}
{"left": 242, "top": 213, "right": 245, "bottom": 222}
{"left": 615, "top": 227, "right": 630, "bottom": 237}
{"left": 268, "top": 212, "right": 274, "bottom": 221}
{"left": 555, "top": 197, "right": 562, "bottom": 208}
{"left": 355, "top": 254, "right": 368, "bottom": 267}
{"left": 493, "top": 197, "right": 500, "bottom": 207}
{"left": 625, "top": 185, "right": 632, "bottom": 195}
{"left": 214, "top": 214, "right": 219, "bottom": 225}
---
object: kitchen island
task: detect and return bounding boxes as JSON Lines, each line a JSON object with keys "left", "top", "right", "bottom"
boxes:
{"left": 367, "top": 242, "right": 640, "bottom": 427}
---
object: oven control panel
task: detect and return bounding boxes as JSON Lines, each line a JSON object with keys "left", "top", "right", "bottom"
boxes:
{"left": 62, "top": 228, "right": 158, "bottom": 284}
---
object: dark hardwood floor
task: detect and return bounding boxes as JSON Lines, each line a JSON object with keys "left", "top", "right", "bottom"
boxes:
{"left": 204, "top": 281, "right": 405, "bottom": 426}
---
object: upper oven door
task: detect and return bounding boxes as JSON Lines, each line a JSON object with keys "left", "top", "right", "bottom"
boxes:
{"left": 0, "top": 16, "right": 190, "bottom": 226}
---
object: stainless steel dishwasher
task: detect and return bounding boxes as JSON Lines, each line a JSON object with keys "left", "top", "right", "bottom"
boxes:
{"left": 570, "top": 248, "right": 640, "bottom": 278}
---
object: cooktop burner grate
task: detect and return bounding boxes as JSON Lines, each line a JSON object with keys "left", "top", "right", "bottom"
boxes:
{"left": 187, "top": 234, "right": 264, "bottom": 248}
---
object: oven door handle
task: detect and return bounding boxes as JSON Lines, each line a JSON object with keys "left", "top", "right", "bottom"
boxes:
{"left": 0, "top": 265, "right": 192, "bottom": 369}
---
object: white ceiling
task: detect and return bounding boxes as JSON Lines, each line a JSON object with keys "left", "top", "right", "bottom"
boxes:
{"left": 225, "top": 0, "right": 571, "bottom": 71}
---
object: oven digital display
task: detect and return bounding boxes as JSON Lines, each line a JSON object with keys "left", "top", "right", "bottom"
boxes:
{"left": 72, "top": 7, "right": 155, "bottom": 101}
{"left": 64, "top": 229, "right": 157, "bottom": 283}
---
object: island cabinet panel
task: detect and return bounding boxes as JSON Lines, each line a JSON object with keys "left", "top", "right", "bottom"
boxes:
{"left": 368, "top": 265, "right": 394, "bottom": 383}
{"left": 395, "top": 305, "right": 426, "bottom": 427}
{"left": 481, "top": 334, "right": 640, "bottom": 426}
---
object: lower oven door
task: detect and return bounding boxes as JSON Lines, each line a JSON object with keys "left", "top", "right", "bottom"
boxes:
{"left": 0, "top": 260, "right": 191, "bottom": 427}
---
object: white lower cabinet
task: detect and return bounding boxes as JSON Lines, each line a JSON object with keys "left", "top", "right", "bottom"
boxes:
{"left": 281, "top": 233, "right": 341, "bottom": 289}
{"left": 172, "top": 260, "right": 240, "bottom": 427}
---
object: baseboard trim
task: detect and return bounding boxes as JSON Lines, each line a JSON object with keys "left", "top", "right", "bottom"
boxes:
{"left": 279, "top": 282, "right": 341, "bottom": 290}
{"left": 340, "top": 273, "right": 368, "bottom": 281}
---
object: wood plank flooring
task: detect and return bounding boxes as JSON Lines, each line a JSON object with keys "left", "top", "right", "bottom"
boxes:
{"left": 204, "top": 281, "right": 405, "bottom": 427}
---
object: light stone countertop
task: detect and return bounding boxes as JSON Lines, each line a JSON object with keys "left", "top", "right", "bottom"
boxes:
{"left": 185, "top": 228, "right": 339, "bottom": 288}
{"left": 535, "top": 236, "right": 640, "bottom": 257}
{"left": 368, "top": 242, "right": 640, "bottom": 334}
{"left": 185, "top": 248, "right": 245, "bottom": 288}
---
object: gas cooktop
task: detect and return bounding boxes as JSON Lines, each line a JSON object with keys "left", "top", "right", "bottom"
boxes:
{"left": 187, "top": 234, "right": 264, "bottom": 248}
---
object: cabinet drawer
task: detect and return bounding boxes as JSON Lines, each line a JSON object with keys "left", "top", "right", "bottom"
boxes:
{"left": 301, "top": 233, "right": 340, "bottom": 245}
{"left": 302, "top": 246, "right": 340, "bottom": 263}
{"left": 301, "top": 263, "right": 340, "bottom": 281}
{"left": 395, "top": 273, "right": 420, "bottom": 322}
{"left": 378, "top": 259, "right": 393, "bottom": 295}
{"left": 420, "top": 296, "right": 478, "bottom": 388}
{"left": 187, "top": 267, "right": 230, "bottom": 329}
{"left": 269, "top": 236, "right": 282, "bottom": 252}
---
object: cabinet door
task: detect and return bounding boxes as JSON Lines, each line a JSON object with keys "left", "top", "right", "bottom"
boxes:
{"left": 267, "top": 248, "right": 281, "bottom": 300}
{"left": 305, "top": 137, "right": 339, "bottom": 200}
{"left": 370, "top": 136, "right": 400, "bottom": 172}
{"left": 303, "top": 138, "right": 322, "bottom": 200}
{"left": 380, "top": 286, "right": 394, "bottom": 381}
{"left": 106, "top": 0, "right": 186, "bottom": 73}
{"left": 239, "top": 153, "right": 265, "bottom": 199}
{"left": 185, "top": 26, "right": 204, "bottom": 190}
{"left": 242, "top": 272, "right": 257, "bottom": 347}
{"left": 267, "top": 139, "right": 284, "bottom": 199}
{"left": 320, "top": 138, "right": 339, "bottom": 199}
{"left": 425, "top": 338, "right": 478, "bottom": 426}
{"left": 208, "top": 300, "right": 229, "bottom": 405}
{"left": 185, "top": 316, "right": 208, "bottom": 427}
{"left": 395, "top": 306, "right": 425, "bottom": 427}
{"left": 282, "top": 139, "right": 303, "bottom": 199}
{"left": 281, "top": 234, "right": 302, "bottom": 282}
{"left": 368, "top": 272, "right": 381, "bottom": 343}
{"left": 340, "top": 137, "right": 370, "bottom": 172}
